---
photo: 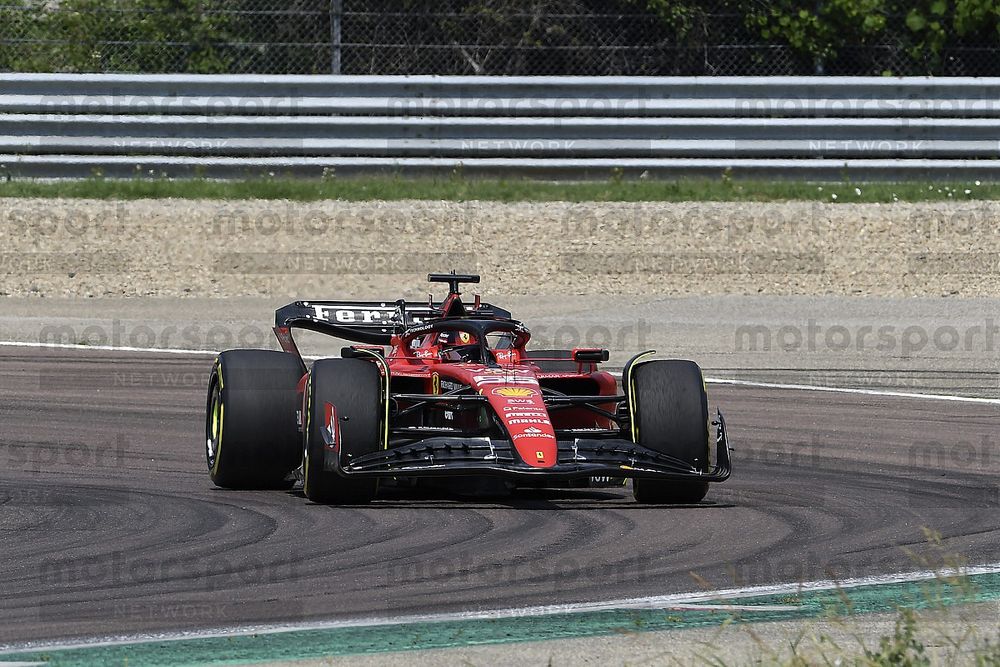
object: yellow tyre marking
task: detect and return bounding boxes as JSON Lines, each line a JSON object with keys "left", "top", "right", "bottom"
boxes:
{"left": 303, "top": 378, "right": 313, "bottom": 496}
{"left": 625, "top": 351, "right": 656, "bottom": 443}
{"left": 211, "top": 363, "right": 225, "bottom": 477}
{"left": 210, "top": 400, "right": 224, "bottom": 477}
{"left": 210, "top": 397, "right": 220, "bottom": 440}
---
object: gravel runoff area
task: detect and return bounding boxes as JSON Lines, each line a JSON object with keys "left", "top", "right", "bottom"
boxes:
{"left": 1, "top": 197, "right": 999, "bottom": 299}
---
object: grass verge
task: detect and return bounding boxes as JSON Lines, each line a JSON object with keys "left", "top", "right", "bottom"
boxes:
{"left": 717, "top": 531, "right": 1000, "bottom": 666}
{"left": 759, "top": 607, "right": 1000, "bottom": 666}
{"left": 0, "top": 175, "right": 999, "bottom": 202}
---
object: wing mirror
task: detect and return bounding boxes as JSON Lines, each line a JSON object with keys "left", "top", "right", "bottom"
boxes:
{"left": 572, "top": 348, "right": 610, "bottom": 363}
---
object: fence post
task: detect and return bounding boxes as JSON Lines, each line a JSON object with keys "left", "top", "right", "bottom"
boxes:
{"left": 330, "top": 0, "right": 343, "bottom": 75}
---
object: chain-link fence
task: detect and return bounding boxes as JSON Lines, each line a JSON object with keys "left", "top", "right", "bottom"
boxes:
{"left": 1, "top": 0, "right": 999, "bottom": 76}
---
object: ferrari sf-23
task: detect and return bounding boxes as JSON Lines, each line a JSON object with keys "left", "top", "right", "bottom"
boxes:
{"left": 205, "top": 273, "right": 731, "bottom": 504}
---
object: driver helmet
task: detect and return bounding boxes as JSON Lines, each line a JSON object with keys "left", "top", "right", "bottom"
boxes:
{"left": 438, "top": 331, "right": 476, "bottom": 346}
{"left": 437, "top": 330, "right": 479, "bottom": 362}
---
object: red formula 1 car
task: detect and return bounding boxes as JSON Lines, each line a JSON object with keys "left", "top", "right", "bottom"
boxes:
{"left": 205, "top": 273, "right": 730, "bottom": 504}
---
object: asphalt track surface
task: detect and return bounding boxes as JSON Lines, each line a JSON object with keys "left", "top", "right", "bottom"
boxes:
{"left": 1, "top": 346, "right": 998, "bottom": 646}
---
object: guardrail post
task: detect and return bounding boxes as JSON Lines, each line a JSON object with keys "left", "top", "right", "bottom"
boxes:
{"left": 330, "top": 0, "right": 343, "bottom": 75}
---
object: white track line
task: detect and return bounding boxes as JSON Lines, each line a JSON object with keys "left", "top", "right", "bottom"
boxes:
{"left": 702, "top": 376, "right": 1000, "bottom": 405}
{"left": 2, "top": 340, "right": 998, "bottom": 404}
{"left": 609, "top": 369, "right": 1000, "bottom": 405}
{"left": 0, "top": 340, "right": 219, "bottom": 355}
{"left": 2, "top": 562, "right": 999, "bottom": 655}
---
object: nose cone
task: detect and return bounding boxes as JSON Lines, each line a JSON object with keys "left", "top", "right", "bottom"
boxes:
{"left": 484, "top": 385, "right": 557, "bottom": 468}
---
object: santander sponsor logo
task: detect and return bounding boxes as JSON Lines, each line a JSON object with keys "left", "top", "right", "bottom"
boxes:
{"left": 512, "top": 426, "right": 555, "bottom": 441}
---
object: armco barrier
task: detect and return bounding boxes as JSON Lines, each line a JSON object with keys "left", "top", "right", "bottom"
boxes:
{"left": 1, "top": 73, "right": 999, "bottom": 179}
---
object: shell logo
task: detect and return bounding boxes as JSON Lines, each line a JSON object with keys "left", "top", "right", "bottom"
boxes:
{"left": 492, "top": 387, "right": 538, "bottom": 398}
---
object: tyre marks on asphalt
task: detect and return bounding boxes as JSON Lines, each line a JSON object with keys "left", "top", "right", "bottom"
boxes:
{"left": 0, "top": 346, "right": 997, "bottom": 646}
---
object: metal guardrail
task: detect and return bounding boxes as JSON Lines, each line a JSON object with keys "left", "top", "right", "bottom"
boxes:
{"left": 2, "top": 74, "right": 1000, "bottom": 179}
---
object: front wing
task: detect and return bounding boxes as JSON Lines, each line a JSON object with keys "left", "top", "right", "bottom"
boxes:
{"left": 320, "top": 411, "right": 732, "bottom": 482}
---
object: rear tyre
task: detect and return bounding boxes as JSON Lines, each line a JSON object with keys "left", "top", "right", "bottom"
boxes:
{"left": 206, "top": 350, "right": 304, "bottom": 489}
{"left": 627, "top": 360, "right": 710, "bottom": 504}
{"left": 303, "top": 358, "right": 382, "bottom": 504}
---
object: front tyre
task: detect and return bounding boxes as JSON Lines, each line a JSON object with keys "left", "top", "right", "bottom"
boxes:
{"left": 627, "top": 360, "right": 710, "bottom": 504}
{"left": 303, "top": 358, "right": 382, "bottom": 505}
{"left": 206, "top": 350, "right": 304, "bottom": 489}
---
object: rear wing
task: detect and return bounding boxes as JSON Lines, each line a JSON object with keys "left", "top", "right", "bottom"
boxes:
{"left": 274, "top": 299, "right": 513, "bottom": 346}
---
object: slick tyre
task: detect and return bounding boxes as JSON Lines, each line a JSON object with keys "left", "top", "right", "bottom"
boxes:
{"left": 303, "top": 358, "right": 382, "bottom": 505}
{"left": 628, "top": 360, "right": 710, "bottom": 504}
{"left": 206, "top": 350, "right": 304, "bottom": 489}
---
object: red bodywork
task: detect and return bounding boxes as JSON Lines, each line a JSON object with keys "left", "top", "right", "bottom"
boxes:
{"left": 386, "top": 345, "right": 618, "bottom": 469}
{"left": 278, "top": 320, "right": 618, "bottom": 469}
{"left": 269, "top": 274, "right": 731, "bottom": 485}
{"left": 274, "top": 283, "right": 618, "bottom": 469}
